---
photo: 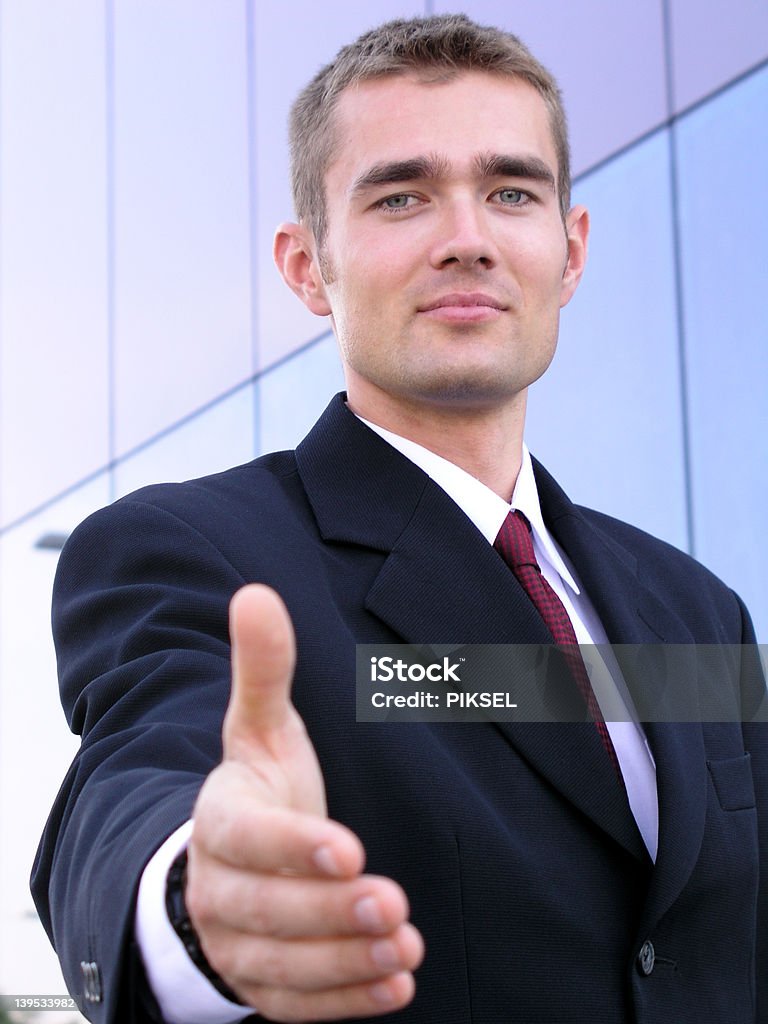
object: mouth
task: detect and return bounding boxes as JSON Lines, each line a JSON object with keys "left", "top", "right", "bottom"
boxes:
{"left": 418, "top": 292, "right": 508, "bottom": 323}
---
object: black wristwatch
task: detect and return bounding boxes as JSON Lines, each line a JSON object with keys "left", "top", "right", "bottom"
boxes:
{"left": 165, "top": 848, "right": 244, "bottom": 1005}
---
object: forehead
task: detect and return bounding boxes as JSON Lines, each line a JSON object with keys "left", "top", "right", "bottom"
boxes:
{"left": 326, "top": 72, "right": 557, "bottom": 191}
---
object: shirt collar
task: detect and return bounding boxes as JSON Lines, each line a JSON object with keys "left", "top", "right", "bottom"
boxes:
{"left": 357, "top": 415, "right": 581, "bottom": 596}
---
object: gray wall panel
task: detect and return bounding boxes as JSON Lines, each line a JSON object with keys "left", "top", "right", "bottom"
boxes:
{"left": 0, "top": 1, "right": 109, "bottom": 527}
{"left": 111, "top": 0, "right": 253, "bottom": 455}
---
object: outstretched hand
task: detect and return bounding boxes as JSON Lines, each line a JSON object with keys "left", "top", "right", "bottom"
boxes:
{"left": 187, "top": 584, "right": 423, "bottom": 1022}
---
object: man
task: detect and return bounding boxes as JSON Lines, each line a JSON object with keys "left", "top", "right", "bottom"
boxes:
{"left": 32, "top": 13, "right": 766, "bottom": 1024}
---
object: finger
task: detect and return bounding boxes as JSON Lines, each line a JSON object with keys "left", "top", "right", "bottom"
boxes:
{"left": 241, "top": 971, "right": 417, "bottom": 1023}
{"left": 190, "top": 866, "right": 410, "bottom": 939}
{"left": 225, "top": 584, "right": 296, "bottom": 756}
{"left": 193, "top": 777, "right": 365, "bottom": 878}
{"left": 226, "top": 922, "right": 423, "bottom": 992}
{"left": 222, "top": 586, "right": 327, "bottom": 816}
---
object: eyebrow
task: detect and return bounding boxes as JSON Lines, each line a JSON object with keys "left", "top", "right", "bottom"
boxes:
{"left": 348, "top": 151, "right": 556, "bottom": 198}
{"left": 349, "top": 155, "right": 450, "bottom": 197}
{"left": 474, "top": 153, "right": 556, "bottom": 192}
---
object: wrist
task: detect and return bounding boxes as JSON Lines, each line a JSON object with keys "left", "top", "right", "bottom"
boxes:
{"left": 165, "top": 849, "right": 244, "bottom": 1006}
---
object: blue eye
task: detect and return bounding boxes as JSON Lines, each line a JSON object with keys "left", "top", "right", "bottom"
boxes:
{"left": 383, "top": 195, "right": 411, "bottom": 209}
{"left": 497, "top": 189, "right": 525, "bottom": 204}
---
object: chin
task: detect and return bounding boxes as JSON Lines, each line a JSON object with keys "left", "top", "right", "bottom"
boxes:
{"left": 402, "top": 373, "right": 526, "bottom": 409}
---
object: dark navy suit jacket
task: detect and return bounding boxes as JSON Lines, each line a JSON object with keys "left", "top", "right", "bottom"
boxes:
{"left": 32, "top": 394, "right": 767, "bottom": 1023}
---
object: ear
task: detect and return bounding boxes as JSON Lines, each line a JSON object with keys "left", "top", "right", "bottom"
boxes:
{"left": 559, "top": 204, "right": 589, "bottom": 308}
{"left": 273, "top": 222, "right": 332, "bottom": 317}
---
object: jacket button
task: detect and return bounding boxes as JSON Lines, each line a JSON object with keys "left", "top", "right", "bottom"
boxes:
{"left": 637, "top": 940, "right": 655, "bottom": 976}
{"left": 80, "top": 960, "right": 103, "bottom": 1003}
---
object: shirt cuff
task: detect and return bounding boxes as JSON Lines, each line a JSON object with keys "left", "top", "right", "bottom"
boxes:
{"left": 135, "top": 821, "right": 253, "bottom": 1024}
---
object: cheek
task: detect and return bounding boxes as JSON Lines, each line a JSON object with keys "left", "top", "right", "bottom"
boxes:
{"left": 515, "top": 240, "right": 569, "bottom": 304}
{"left": 333, "top": 255, "right": 406, "bottom": 328}
{"left": 325, "top": 279, "right": 379, "bottom": 359}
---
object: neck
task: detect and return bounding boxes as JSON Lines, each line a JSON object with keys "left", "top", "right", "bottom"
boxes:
{"left": 346, "top": 382, "right": 526, "bottom": 502}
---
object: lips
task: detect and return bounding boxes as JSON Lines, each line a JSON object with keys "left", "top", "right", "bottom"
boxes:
{"left": 419, "top": 292, "right": 507, "bottom": 312}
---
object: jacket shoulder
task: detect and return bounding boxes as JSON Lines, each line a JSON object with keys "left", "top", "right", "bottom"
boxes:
{"left": 119, "top": 448, "right": 300, "bottom": 515}
{"left": 69, "top": 450, "right": 304, "bottom": 544}
{"left": 580, "top": 506, "right": 719, "bottom": 581}
{"left": 577, "top": 505, "right": 752, "bottom": 638}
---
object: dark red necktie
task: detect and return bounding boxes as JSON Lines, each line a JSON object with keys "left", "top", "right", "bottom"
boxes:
{"left": 494, "top": 509, "right": 623, "bottom": 781}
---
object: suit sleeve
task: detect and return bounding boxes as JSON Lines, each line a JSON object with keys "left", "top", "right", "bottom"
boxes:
{"left": 31, "top": 497, "right": 251, "bottom": 1023}
{"left": 737, "top": 593, "right": 768, "bottom": 1021}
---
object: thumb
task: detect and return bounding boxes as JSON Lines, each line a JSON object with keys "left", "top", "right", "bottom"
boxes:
{"left": 223, "top": 583, "right": 297, "bottom": 759}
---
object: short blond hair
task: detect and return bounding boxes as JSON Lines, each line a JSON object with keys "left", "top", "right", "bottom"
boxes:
{"left": 289, "top": 13, "right": 571, "bottom": 246}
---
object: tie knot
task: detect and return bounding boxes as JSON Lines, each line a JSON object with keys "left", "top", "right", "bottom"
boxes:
{"left": 494, "top": 509, "right": 539, "bottom": 572}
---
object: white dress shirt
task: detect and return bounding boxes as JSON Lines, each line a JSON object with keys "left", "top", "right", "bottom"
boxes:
{"left": 136, "top": 422, "right": 658, "bottom": 1023}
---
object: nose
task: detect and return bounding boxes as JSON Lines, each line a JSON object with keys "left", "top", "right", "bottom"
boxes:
{"left": 429, "top": 199, "right": 498, "bottom": 270}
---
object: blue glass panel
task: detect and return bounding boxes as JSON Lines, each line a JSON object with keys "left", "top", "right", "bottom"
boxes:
{"left": 258, "top": 333, "right": 345, "bottom": 454}
{"left": 114, "top": 385, "right": 255, "bottom": 498}
{"left": 670, "top": 0, "right": 768, "bottom": 111}
{"left": 435, "top": 0, "right": 667, "bottom": 175}
{"left": 526, "top": 130, "right": 689, "bottom": 553}
{"left": 676, "top": 66, "right": 768, "bottom": 639}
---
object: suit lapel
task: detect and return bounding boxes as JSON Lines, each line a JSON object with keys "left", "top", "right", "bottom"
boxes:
{"left": 296, "top": 396, "right": 552, "bottom": 647}
{"left": 363, "top": 476, "right": 649, "bottom": 863}
{"left": 297, "top": 397, "right": 703, "bottom": 878}
{"left": 535, "top": 460, "right": 709, "bottom": 923}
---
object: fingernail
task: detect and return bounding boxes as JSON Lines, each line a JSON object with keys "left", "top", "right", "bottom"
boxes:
{"left": 368, "top": 980, "right": 396, "bottom": 1006}
{"left": 313, "top": 843, "right": 342, "bottom": 876}
{"left": 370, "top": 939, "right": 400, "bottom": 970}
{"left": 354, "top": 895, "right": 385, "bottom": 932}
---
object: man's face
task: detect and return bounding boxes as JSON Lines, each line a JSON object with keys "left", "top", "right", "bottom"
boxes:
{"left": 293, "top": 72, "right": 587, "bottom": 417}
